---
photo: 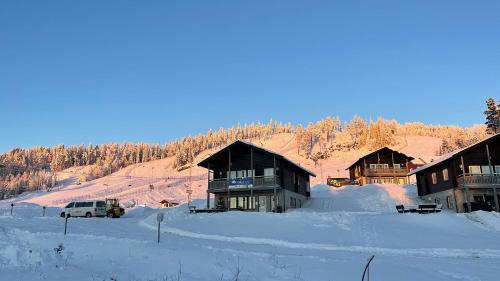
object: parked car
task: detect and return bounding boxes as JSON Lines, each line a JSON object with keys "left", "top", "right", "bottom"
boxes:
{"left": 60, "top": 201, "right": 107, "bottom": 218}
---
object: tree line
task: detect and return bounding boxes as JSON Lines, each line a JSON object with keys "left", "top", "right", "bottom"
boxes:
{"left": 0, "top": 113, "right": 490, "bottom": 198}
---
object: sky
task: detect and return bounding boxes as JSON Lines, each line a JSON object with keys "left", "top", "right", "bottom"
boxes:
{"left": 1, "top": 1, "right": 499, "bottom": 152}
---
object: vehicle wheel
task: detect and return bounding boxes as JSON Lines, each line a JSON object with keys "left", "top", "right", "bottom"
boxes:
{"left": 60, "top": 212, "right": 65, "bottom": 218}
{"left": 85, "top": 212, "right": 92, "bottom": 218}
{"left": 107, "top": 212, "right": 114, "bottom": 218}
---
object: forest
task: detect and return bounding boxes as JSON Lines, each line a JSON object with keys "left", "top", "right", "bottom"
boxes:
{"left": 1, "top": 98, "right": 497, "bottom": 198}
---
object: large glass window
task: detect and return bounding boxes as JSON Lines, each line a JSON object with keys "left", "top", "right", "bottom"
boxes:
{"left": 264, "top": 168, "right": 274, "bottom": 177}
{"left": 469, "top": 166, "right": 481, "bottom": 175}
{"left": 230, "top": 197, "right": 237, "bottom": 209}
{"left": 481, "top": 166, "right": 492, "bottom": 174}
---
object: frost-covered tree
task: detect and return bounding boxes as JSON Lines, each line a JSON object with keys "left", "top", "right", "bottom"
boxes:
{"left": 484, "top": 97, "right": 500, "bottom": 134}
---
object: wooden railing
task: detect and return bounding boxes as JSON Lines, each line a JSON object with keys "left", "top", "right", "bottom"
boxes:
{"left": 457, "top": 174, "right": 500, "bottom": 188}
{"left": 208, "top": 176, "right": 281, "bottom": 191}
{"left": 366, "top": 168, "right": 408, "bottom": 177}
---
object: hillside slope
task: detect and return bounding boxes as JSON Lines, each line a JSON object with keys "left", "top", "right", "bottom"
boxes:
{"left": 20, "top": 134, "right": 442, "bottom": 207}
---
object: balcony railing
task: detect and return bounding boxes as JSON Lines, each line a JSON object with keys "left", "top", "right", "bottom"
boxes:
{"left": 457, "top": 174, "right": 500, "bottom": 188}
{"left": 366, "top": 168, "right": 408, "bottom": 177}
{"left": 208, "top": 176, "right": 281, "bottom": 191}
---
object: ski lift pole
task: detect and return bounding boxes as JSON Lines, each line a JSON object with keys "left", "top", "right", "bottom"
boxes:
{"left": 361, "top": 255, "right": 375, "bottom": 281}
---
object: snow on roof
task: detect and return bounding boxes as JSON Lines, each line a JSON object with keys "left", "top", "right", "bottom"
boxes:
{"left": 408, "top": 133, "right": 500, "bottom": 176}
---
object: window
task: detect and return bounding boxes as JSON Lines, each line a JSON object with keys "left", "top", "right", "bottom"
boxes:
{"left": 247, "top": 170, "right": 254, "bottom": 177}
{"left": 306, "top": 181, "right": 310, "bottom": 192}
{"left": 96, "top": 201, "right": 106, "bottom": 208}
{"left": 481, "top": 166, "right": 492, "bottom": 175}
{"left": 431, "top": 172, "right": 437, "bottom": 184}
{"left": 65, "top": 202, "right": 74, "bottom": 208}
{"left": 75, "top": 202, "right": 85, "bottom": 208}
{"left": 442, "top": 169, "right": 449, "bottom": 181}
{"left": 370, "top": 164, "right": 377, "bottom": 169}
{"left": 394, "top": 164, "right": 401, "bottom": 169}
{"left": 495, "top": 166, "right": 500, "bottom": 174}
{"left": 264, "top": 168, "right": 274, "bottom": 177}
{"left": 84, "top": 202, "right": 94, "bottom": 207}
{"left": 468, "top": 166, "right": 481, "bottom": 175}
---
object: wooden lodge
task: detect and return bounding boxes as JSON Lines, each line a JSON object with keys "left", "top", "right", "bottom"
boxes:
{"left": 409, "top": 134, "right": 500, "bottom": 213}
{"left": 159, "top": 200, "right": 179, "bottom": 208}
{"left": 347, "top": 147, "right": 414, "bottom": 185}
{"left": 197, "top": 140, "right": 316, "bottom": 212}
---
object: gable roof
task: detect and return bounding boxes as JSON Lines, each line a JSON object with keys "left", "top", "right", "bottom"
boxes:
{"left": 408, "top": 133, "right": 500, "bottom": 176}
{"left": 197, "top": 140, "right": 316, "bottom": 177}
{"left": 346, "top": 147, "right": 415, "bottom": 170}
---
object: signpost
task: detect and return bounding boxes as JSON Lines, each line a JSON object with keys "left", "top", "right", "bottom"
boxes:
{"left": 64, "top": 213, "right": 69, "bottom": 235}
{"left": 157, "top": 212, "right": 164, "bottom": 244}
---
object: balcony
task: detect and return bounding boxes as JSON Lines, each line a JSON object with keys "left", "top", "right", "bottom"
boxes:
{"left": 366, "top": 168, "right": 408, "bottom": 177}
{"left": 457, "top": 174, "right": 500, "bottom": 188}
{"left": 208, "top": 176, "right": 281, "bottom": 192}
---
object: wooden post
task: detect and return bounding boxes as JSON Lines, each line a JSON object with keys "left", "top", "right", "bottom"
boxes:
{"left": 207, "top": 163, "right": 210, "bottom": 209}
{"left": 461, "top": 155, "right": 471, "bottom": 212}
{"left": 273, "top": 155, "right": 277, "bottom": 212}
{"left": 228, "top": 150, "right": 231, "bottom": 211}
{"left": 486, "top": 144, "right": 499, "bottom": 212}
{"left": 250, "top": 147, "right": 254, "bottom": 211}
{"left": 391, "top": 152, "right": 396, "bottom": 184}
{"left": 363, "top": 159, "right": 367, "bottom": 185}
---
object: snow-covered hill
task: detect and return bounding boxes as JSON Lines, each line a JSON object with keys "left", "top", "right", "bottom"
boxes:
{"left": 13, "top": 133, "right": 442, "bottom": 208}
{"left": 1, "top": 184, "right": 500, "bottom": 281}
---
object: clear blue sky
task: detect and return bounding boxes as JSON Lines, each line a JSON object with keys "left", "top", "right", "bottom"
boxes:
{"left": 1, "top": 1, "right": 499, "bottom": 152}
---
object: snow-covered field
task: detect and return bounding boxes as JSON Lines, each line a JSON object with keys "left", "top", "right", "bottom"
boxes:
{"left": 2, "top": 184, "right": 500, "bottom": 281}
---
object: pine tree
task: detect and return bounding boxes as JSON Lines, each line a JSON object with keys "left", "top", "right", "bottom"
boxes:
{"left": 484, "top": 97, "right": 500, "bottom": 134}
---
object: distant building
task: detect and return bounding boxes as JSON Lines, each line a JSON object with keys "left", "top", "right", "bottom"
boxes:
{"left": 409, "top": 134, "right": 500, "bottom": 213}
{"left": 346, "top": 147, "right": 414, "bottom": 185}
{"left": 198, "top": 140, "right": 316, "bottom": 212}
{"left": 159, "top": 200, "right": 179, "bottom": 208}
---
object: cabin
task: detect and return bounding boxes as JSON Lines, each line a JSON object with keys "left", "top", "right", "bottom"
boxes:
{"left": 346, "top": 147, "right": 414, "bottom": 185}
{"left": 197, "top": 140, "right": 316, "bottom": 212}
{"left": 409, "top": 134, "right": 500, "bottom": 213}
{"left": 159, "top": 200, "right": 179, "bottom": 208}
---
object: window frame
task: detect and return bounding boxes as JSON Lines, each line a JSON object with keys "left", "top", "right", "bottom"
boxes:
{"left": 431, "top": 172, "right": 437, "bottom": 185}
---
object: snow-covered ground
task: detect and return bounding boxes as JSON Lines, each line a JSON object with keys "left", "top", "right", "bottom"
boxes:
{"left": 2, "top": 184, "right": 500, "bottom": 281}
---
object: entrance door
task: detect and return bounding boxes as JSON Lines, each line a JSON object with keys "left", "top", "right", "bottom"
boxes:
{"left": 258, "top": 196, "right": 267, "bottom": 212}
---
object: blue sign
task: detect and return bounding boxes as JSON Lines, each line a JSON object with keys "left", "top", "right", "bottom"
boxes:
{"left": 229, "top": 177, "right": 253, "bottom": 187}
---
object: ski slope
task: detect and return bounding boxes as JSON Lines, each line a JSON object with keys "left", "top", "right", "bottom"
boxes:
{"left": 11, "top": 134, "right": 442, "bottom": 208}
{"left": 1, "top": 184, "right": 500, "bottom": 281}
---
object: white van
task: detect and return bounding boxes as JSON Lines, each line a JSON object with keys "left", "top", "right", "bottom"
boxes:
{"left": 60, "top": 201, "right": 107, "bottom": 218}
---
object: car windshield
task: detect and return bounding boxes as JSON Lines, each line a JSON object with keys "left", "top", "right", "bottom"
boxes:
{"left": 65, "top": 202, "right": 74, "bottom": 208}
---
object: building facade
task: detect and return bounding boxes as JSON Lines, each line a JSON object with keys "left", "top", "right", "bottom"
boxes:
{"left": 347, "top": 147, "right": 414, "bottom": 185}
{"left": 409, "top": 134, "right": 500, "bottom": 213}
{"left": 198, "top": 140, "right": 316, "bottom": 212}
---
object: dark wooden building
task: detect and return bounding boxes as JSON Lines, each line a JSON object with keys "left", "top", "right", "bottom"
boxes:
{"left": 347, "top": 147, "right": 414, "bottom": 185}
{"left": 198, "top": 140, "right": 316, "bottom": 212}
{"left": 409, "top": 134, "right": 500, "bottom": 213}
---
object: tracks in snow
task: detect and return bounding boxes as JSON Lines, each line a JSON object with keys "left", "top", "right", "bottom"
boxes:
{"left": 140, "top": 222, "right": 500, "bottom": 259}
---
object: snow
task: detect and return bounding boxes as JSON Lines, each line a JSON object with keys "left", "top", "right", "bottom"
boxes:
{"left": 1, "top": 184, "right": 500, "bottom": 281}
